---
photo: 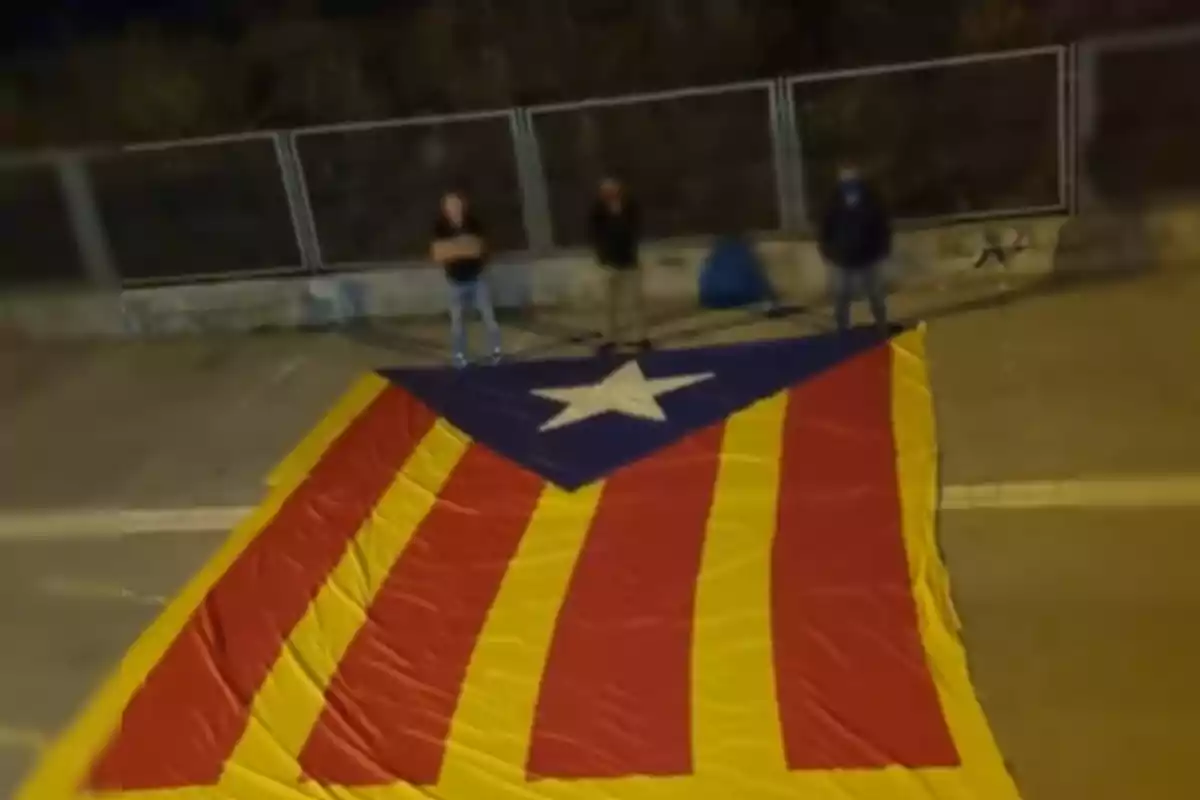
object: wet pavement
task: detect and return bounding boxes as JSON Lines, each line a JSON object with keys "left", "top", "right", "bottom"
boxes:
{"left": 1, "top": 265, "right": 1198, "bottom": 799}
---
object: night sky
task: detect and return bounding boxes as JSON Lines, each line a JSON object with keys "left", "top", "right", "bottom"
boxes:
{"left": 0, "top": 1, "right": 402, "bottom": 50}
{"left": 2, "top": 1, "right": 209, "bottom": 48}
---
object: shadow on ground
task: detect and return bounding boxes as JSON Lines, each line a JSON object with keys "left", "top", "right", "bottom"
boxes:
{"left": 337, "top": 303, "right": 817, "bottom": 363}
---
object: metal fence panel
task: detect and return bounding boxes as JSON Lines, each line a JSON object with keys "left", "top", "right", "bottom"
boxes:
{"left": 529, "top": 82, "right": 779, "bottom": 246}
{"left": 90, "top": 137, "right": 301, "bottom": 283}
{"left": 295, "top": 113, "right": 526, "bottom": 266}
{"left": 0, "top": 163, "right": 86, "bottom": 287}
{"left": 513, "top": 110, "right": 554, "bottom": 252}
{"left": 0, "top": 46, "right": 1091, "bottom": 291}
{"left": 1089, "top": 35, "right": 1200, "bottom": 202}
{"left": 789, "top": 48, "right": 1062, "bottom": 221}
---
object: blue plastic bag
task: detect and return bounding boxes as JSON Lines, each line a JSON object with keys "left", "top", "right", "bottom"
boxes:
{"left": 698, "top": 236, "right": 774, "bottom": 309}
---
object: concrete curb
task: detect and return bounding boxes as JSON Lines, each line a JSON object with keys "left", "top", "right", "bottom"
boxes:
{"left": 1, "top": 217, "right": 1066, "bottom": 340}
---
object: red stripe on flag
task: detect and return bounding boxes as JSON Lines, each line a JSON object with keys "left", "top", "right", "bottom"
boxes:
{"left": 87, "top": 387, "right": 437, "bottom": 791}
{"left": 298, "top": 444, "right": 544, "bottom": 785}
{"left": 772, "top": 344, "right": 959, "bottom": 769}
{"left": 526, "top": 424, "right": 724, "bottom": 780}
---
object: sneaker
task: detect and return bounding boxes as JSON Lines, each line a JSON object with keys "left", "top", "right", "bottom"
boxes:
{"left": 452, "top": 353, "right": 469, "bottom": 369}
{"left": 488, "top": 350, "right": 503, "bottom": 366}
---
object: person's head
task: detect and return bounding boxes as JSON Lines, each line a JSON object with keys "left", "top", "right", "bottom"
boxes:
{"left": 836, "top": 164, "right": 862, "bottom": 183}
{"left": 441, "top": 191, "right": 466, "bottom": 225}
{"left": 598, "top": 177, "right": 623, "bottom": 207}
{"left": 836, "top": 164, "right": 865, "bottom": 207}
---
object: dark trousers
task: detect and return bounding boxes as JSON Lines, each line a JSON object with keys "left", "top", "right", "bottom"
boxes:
{"left": 830, "top": 262, "right": 887, "bottom": 332}
{"left": 602, "top": 264, "right": 646, "bottom": 344}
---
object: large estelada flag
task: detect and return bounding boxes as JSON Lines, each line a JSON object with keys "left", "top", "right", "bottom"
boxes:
{"left": 20, "top": 327, "right": 1022, "bottom": 800}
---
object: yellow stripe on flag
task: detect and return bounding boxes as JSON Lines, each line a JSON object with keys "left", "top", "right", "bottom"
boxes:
{"left": 690, "top": 392, "right": 789, "bottom": 780}
{"left": 435, "top": 482, "right": 605, "bottom": 799}
{"left": 890, "top": 327, "right": 1023, "bottom": 800}
{"left": 216, "top": 419, "right": 471, "bottom": 794}
{"left": 69, "top": 338, "right": 1025, "bottom": 800}
{"left": 18, "top": 374, "right": 388, "bottom": 800}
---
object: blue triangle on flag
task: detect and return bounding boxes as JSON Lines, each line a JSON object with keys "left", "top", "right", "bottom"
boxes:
{"left": 380, "top": 328, "right": 891, "bottom": 490}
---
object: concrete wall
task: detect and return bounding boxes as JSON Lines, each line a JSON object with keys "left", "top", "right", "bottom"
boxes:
{"left": 1144, "top": 206, "right": 1200, "bottom": 266}
{"left": 1, "top": 216, "right": 1067, "bottom": 340}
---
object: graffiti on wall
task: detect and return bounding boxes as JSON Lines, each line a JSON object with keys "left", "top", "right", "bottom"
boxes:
{"left": 118, "top": 278, "right": 372, "bottom": 337}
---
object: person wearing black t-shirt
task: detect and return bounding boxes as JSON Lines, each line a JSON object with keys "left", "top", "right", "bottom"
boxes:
{"left": 590, "top": 177, "right": 649, "bottom": 354}
{"left": 431, "top": 191, "right": 501, "bottom": 367}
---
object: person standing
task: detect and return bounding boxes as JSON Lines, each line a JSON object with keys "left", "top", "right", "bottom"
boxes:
{"left": 431, "top": 191, "right": 502, "bottom": 367}
{"left": 590, "top": 177, "right": 650, "bottom": 354}
{"left": 818, "top": 166, "right": 892, "bottom": 333}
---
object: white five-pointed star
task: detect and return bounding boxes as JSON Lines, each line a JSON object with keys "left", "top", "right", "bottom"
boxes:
{"left": 531, "top": 361, "right": 714, "bottom": 432}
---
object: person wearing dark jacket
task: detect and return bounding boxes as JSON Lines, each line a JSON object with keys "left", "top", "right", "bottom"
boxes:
{"left": 818, "top": 166, "right": 892, "bottom": 333}
{"left": 590, "top": 178, "right": 649, "bottom": 353}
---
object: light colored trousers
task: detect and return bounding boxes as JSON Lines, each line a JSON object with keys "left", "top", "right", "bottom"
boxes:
{"left": 603, "top": 265, "right": 646, "bottom": 344}
{"left": 448, "top": 279, "right": 501, "bottom": 363}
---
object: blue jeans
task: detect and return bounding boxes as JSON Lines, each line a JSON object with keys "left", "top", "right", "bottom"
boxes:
{"left": 448, "top": 279, "right": 501, "bottom": 364}
{"left": 830, "top": 262, "right": 887, "bottom": 332}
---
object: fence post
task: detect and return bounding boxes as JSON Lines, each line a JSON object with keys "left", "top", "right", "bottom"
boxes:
{"left": 273, "top": 132, "right": 324, "bottom": 271}
{"left": 1056, "top": 46, "right": 1070, "bottom": 212}
{"left": 1065, "top": 43, "right": 1078, "bottom": 214}
{"left": 776, "top": 79, "right": 808, "bottom": 232}
{"left": 767, "top": 82, "right": 791, "bottom": 232}
{"left": 55, "top": 153, "right": 120, "bottom": 287}
{"left": 511, "top": 109, "right": 554, "bottom": 251}
{"left": 1074, "top": 40, "right": 1100, "bottom": 210}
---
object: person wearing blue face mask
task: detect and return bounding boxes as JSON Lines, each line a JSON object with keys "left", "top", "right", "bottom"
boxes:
{"left": 818, "top": 165, "right": 892, "bottom": 333}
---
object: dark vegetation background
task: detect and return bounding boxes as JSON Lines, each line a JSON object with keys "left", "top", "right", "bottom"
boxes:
{"left": 2, "top": 0, "right": 1197, "bottom": 148}
{"left": 1, "top": 1, "right": 1198, "bottom": 284}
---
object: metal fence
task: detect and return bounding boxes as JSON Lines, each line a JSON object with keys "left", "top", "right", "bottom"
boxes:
{"left": 0, "top": 41, "right": 1114, "bottom": 290}
{"left": 293, "top": 111, "right": 527, "bottom": 267}
{"left": 787, "top": 47, "right": 1065, "bottom": 223}
{"left": 528, "top": 80, "right": 783, "bottom": 245}
{"left": 96, "top": 134, "right": 300, "bottom": 282}
{"left": 0, "top": 162, "right": 84, "bottom": 285}
{"left": 1077, "top": 25, "right": 1200, "bottom": 206}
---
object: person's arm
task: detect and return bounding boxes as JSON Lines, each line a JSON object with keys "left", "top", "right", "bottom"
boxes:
{"left": 430, "top": 222, "right": 483, "bottom": 263}
{"left": 868, "top": 195, "right": 892, "bottom": 259}
{"left": 458, "top": 218, "right": 485, "bottom": 258}
{"left": 626, "top": 201, "right": 642, "bottom": 244}
{"left": 432, "top": 238, "right": 482, "bottom": 261}
{"left": 431, "top": 218, "right": 448, "bottom": 264}
{"left": 431, "top": 232, "right": 467, "bottom": 264}
{"left": 431, "top": 238, "right": 451, "bottom": 263}
{"left": 817, "top": 203, "right": 838, "bottom": 261}
{"left": 446, "top": 235, "right": 482, "bottom": 258}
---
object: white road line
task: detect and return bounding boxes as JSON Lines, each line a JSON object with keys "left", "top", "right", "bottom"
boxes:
{"left": 940, "top": 474, "right": 1200, "bottom": 511}
{"left": 0, "top": 505, "right": 252, "bottom": 541}
{"left": 0, "top": 474, "right": 1198, "bottom": 542}
{"left": 38, "top": 577, "right": 166, "bottom": 606}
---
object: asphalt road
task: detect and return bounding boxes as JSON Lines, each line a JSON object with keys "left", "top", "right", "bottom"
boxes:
{"left": 1, "top": 265, "right": 1198, "bottom": 799}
